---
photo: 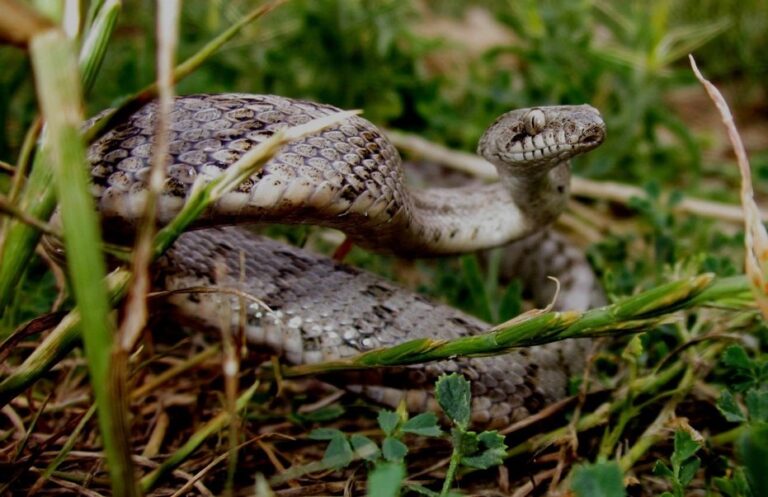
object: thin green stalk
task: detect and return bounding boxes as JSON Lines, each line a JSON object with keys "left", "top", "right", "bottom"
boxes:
{"left": 440, "top": 445, "right": 462, "bottom": 497}
{"left": 139, "top": 380, "right": 260, "bottom": 492}
{"left": 709, "top": 425, "right": 744, "bottom": 446}
{"left": 30, "top": 29, "right": 137, "bottom": 497}
{"left": 7, "top": 116, "right": 41, "bottom": 203}
{"left": 619, "top": 341, "right": 726, "bottom": 470}
{"left": 281, "top": 274, "right": 750, "bottom": 377}
{"left": 79, "top": 0, "right": 121, "bottom": 94}
{"left": 619, "top": 367, "right": 697, "bottom": 471}
{"left": 0, "top": 269, "right": 130, "bottom": 407}
{"left": 0, "top": 194, "right": 59, "bottom": 237}
{"left": 597, "top": 337, "right": 643, "bottom": 458}
{"left": 31, "top": 405, "right": 97, "bottom": 493}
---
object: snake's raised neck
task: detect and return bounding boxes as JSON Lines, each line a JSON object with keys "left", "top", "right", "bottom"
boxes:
{"left": 86, "top": 95, "right": 605, "bottom": 255}
{"left": 402, "top": 105, "right": 605, "bottom": 254}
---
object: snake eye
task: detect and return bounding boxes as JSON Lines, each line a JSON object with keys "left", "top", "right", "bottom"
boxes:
{"left": 524, "top": 109, "right": 546, "bottom": 135}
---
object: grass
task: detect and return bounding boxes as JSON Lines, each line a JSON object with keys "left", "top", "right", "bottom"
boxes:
{"left": 1, "top": 0, "right": 767, "bottom": 495}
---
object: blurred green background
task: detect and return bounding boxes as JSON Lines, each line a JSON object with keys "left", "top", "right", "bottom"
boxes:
{"left": 1, "top": 0, "right": 767, "bottom": 321}
{"left": 3, "top": 0, "right": 767, "bottom": 179}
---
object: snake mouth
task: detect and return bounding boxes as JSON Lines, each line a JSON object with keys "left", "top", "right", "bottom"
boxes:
{"left": 579, "top": 130, "right": 605, "bottom": 148}
{"left": 503, "top": 138, "right": 602, "bottom": 164}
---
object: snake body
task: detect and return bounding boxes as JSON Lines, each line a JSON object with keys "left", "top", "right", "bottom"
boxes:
{"left": 84, "top": 94, "right": 606, "bottom": 425}
{"left": 88, "top": 94, "right": 604, "bottom": 254}
{"left": 158, "top": 227, "right": 595, "bottom": 427}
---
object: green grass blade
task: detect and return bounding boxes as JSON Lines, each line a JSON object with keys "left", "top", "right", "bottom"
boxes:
{"left": 79, "top": 0, "right": 121, "bottom": 94}
{"left": 29, "top": 29, "right": 138, "bottom": 497}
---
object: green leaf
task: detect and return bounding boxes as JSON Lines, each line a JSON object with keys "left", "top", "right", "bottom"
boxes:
{"left": 571, "top": 461, "right": 627, "bottom": 497}
{"left": 321, "top": 433, "right": 353, "bottom": 469}
{"left": 718, "top": 391, "right": 747, "bottom": 422}
{"left": 436, "top": 374, "right": 472, "bottom": 430}
{"left": 350, "top": 434, "right": 380, "bottom": 461}
{"left": 309, "top": 428, "right": 345, "bottom": 441}
{"left": 498, "top": 279, "right": 523, "bottom": 322}
{"left": 477, "top": 430, "right": 506, "bottom": 449}
{"left": 368, "top": 461, "right": 405, "bottom": 497}
{"left": 378, "top": 410, "right": 401, "bottom": 436}
{"left": 460, "top": 431, "right": 507, "bottom": 470}
{"left": 746, "top": 388, "right": 768, "bottom": 423}
{"left": 402, "top": 412, "right": 443, "bottom": 437}
{"left": 723, "top": 345, "right": 752, "bottom": 371}
{"left": 713, "top": 477, "right": 736, "bottom": 497}
{"left": 678, "top": 458, "right": 701, "bottom": 488}
{"left": 299, "top": 405, "right": 345, "bottom": 422}
{"left": 671, "top": 430, "right": 701, "bottom": 467}
{"left": 451, "top": 428, "right": 478, "bottom": 456}
{"left": 739, "top": 423, "right": 768, "bottom": 497}
{"left": 382, "top": 436, "right": 408, "bottom": 462}
{"left": 460, "top": 255, "right": 493, "bottom": 322}
{"left": 461, "top": 432, "right": 507, "bottom": 470}
{"left": 714, "top": 467, "right": 752, "bottom": 497}
{"left": 653, "top": 460, "right": 674, "bottom": 478}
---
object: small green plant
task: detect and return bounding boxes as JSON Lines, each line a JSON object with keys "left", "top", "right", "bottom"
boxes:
{"left": 652, "top": 430, "right": 703, "bottom": 497}
{"left": 435, "top": 373, "right": 507, "bottom": 495}
{"left": 711, "top": 345, "right": 768, "bottom": 497}
{"left": 309, "top": 405, "right": 443, "bottom": 495}
{"left": 309, "top": 373, "right": 507, "bottom": 496}
{"left": 571, "top": 460, "right": 626, "bottom": 497}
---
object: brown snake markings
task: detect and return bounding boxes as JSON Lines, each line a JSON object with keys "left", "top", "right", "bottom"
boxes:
{"left": 82, "top": 94, "right": 606, "bottom": 427}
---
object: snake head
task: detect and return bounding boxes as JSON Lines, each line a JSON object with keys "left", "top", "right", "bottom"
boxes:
{"left": 477, "top": 104, "right": 605, "bottom": 171}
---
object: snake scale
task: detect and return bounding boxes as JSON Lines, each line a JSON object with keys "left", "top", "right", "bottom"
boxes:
{"left": 83, "top": 94, "right": 606, "bottom": 427}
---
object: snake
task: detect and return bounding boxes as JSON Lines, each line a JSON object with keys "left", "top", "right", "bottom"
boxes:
{"left": 82, "top": 94, "right": 606, "bottom": 427}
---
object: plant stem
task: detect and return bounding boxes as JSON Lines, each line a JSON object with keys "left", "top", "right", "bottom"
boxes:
{"left": 440, "top": 443, "right": 463, "bottom": 497}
